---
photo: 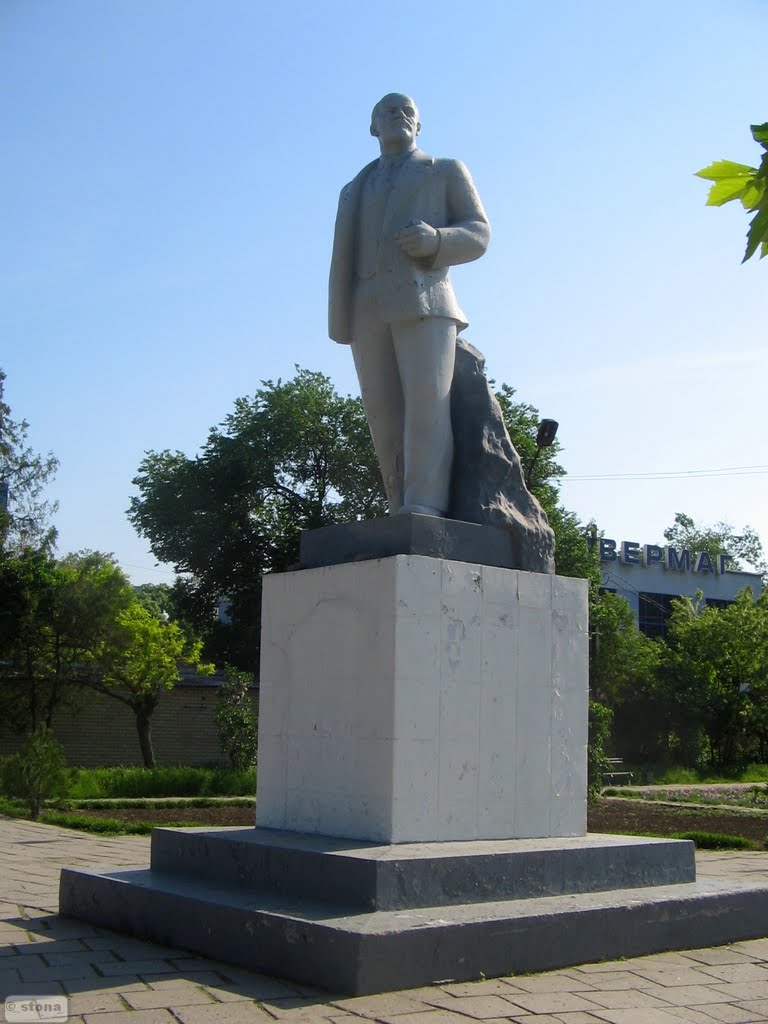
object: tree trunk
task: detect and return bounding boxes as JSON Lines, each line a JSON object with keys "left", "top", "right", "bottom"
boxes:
{"left": 136, "top": 711, "right": 156, "bottom": 768}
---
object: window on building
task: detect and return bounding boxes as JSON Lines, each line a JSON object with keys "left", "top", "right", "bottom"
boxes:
{"left": 705, "top": 598, "right": 734, "bottom": 611}
{"left": 638, "top": 592, "right": 677, "bottom": 638}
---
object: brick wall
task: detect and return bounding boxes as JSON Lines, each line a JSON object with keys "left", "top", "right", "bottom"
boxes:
{"left": 0, "top": 684, "right": 259, "bottom": 767}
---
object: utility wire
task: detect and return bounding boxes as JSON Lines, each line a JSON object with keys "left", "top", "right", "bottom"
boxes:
{"left": 566, "top": 464, "right": 768, "bottom": 482}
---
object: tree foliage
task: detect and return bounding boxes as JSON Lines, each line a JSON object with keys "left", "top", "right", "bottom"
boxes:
{"left": 133, "top": 583, "right": 174, "bottom": 619}
{"left": 696, "top": 122, "right": 768, "bottom": 262}
{"left": 0, "top": 369, "right": 59, "bottom": 552}
{"left": 495, "top": 384, "right": 598, "bottom": 582}
{"left": 0, "top": 550, "right": 133, "bottom": 733}
{"left": 663, "top": 511, "right": 766, "bottom": 579}
{"left": 495, "top": 384, "right": 566, "bottom": 503}
{"left": 589, "top": 589, "right": 662, "bottom": 763}
{"left": 88, "top": 603, "right": 212, "bottom": 768}
{"left": 215, "top": 667, "right": 258, "bottom": 769}
{"left": 659, "top": 590, "right": 768, "bottom": 768}
{"left": 0, "top": 549, "right": 210, "bottom": 766}
{"left": 590, "top": 590, "right": 661, "bottom": 707}
{"left": 587, "top": 700, "right": 613, "bottom": 802}
{"left": 128, "top": 369, "right": 386, "bottom": 668}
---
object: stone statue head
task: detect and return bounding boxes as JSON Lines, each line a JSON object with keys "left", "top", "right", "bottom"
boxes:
{"left": 370, "top": 93, "right": 421, "bottom": 148}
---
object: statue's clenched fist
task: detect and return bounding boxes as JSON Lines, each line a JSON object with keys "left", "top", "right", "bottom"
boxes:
{"left": 395, "top": 219, "right": 440, "bottom": 259}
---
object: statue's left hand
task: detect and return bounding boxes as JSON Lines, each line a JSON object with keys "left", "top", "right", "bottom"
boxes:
{"left": 395, "top": 220, "right": 440, "bottom": 259}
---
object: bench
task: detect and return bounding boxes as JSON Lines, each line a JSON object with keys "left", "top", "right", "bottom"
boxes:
{"left": 602, "top": 758, "right": 634, "bottom": 786}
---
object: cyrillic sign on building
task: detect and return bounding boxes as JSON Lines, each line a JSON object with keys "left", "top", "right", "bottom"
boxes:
{"left": 590, "top": 537, "right": 732, "bottom": 575}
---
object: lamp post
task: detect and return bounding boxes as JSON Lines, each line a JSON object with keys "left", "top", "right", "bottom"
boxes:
{"left": 525, "top": 419, "right": 559, "bottom": 490}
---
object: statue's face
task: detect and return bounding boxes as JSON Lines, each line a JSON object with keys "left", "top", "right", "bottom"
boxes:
{"left": 371, "top": 94, "right": 420, "bottom": 146}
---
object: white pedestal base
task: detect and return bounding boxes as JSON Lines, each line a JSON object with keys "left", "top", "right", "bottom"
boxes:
{"left": 256, "top": 555, "right": 588, "bottom": 843}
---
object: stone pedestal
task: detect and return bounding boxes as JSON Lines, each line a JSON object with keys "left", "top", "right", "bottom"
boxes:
{"left": 256, "top": 555, "right": 588, "bottom": 842}
{"left": 59, "top": 531, "right": 768, "bottom": 993}
{"left": 60, "top": 827, "right": 768, "bottom": 995}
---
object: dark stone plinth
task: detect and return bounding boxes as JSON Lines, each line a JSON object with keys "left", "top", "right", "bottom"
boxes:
{"left": 299, "top": 513, "right": 528, "bottom": 571}
{"left": 150, "top": 827, "right": 695, "bottom": 911}
{"left": 60, "top": 861, "right": 768, "bottom": 996}
{"left": 59, "top": 827, "right": 768, "bottom": 994}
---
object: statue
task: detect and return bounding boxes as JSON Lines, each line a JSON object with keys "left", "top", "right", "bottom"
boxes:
{"left": 329, "top": 92, "right": 555, "bottom": 572}
{"left": 329, "top": 92, "right": 490, "bottom": 517}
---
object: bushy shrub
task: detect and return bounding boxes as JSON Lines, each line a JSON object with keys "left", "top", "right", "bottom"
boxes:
{"left": 587, "top": 700, "right": 613, "bottom": 803}
{"left": 66, "top": 764, "right": 256, "bottom": 799}
{"left": 215, "top": 667, "right": 258, "bottom": 769}
{"left": 671, "top": 831, "right": 753, "bottom": 850}
{"left": 39, "top": 810, "right": 199, "bottom": 835}
{"left": 1, "top": 726, "right": 68, "bottom": 818}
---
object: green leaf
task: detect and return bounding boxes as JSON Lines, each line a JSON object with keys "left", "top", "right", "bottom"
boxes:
{"left": 705, "top": 176, "right": 752, "bottom": 206}
{"left": 750, "top": 122, "right": 768, "bottom": 150}
{"left": 740, "top": 180, "right": 765, "bottom": 210}
{"left": 742, "top": 206, "right": 768, "bottom": 263}
{"left": 696, "top": 159, "right": 756, "bottom": 182}
{"left": 754, "top": 152, "right": 768, "bottom": 183}
{"left": 762, "top": 239, "right": 768, "bottom": 259}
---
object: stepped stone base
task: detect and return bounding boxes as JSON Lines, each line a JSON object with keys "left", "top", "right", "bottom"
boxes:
{"left": 60, "top": 826, "right": 768, "bottom": 995}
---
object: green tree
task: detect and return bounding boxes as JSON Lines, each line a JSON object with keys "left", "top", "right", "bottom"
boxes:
{"left": 659, "top": 590, "right": 768, "bottom": 768}
{"left": 0, "top": 369, "right": 59, "bottom": 552}
{"left": 663, "top": 512, "right": 766, "bottom": 578}
{"left": 495, "top": 385, "right": 598, "bottom": 581}
{"left": 589, "top": 589, "right": 662, "bottom": 762}
{"left": 696, "top": 122, "right": 768, "bottom": 263}
{"left": 215, "top": 667, "right": 258, "bottom": 769}
{"left": 88, "top": 602, "right": 213, "bottom": 768}
{"left": 0, "top": 550, "right": 133, "bottom": 733}
{"left": 0, "top": 548, "right": 212, "bottom": 766}
{"left": 128, "top": 369, "right": 386, "bottom": 669}
{"left": 495, "top": 384, "right": 565, "bottom": 503}
{"left": 133, "top": 583, "right": 174, "bottom": 619}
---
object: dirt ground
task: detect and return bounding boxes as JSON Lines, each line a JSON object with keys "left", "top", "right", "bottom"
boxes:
{"left": 78, "top": 805, "right": 256, "bottom": 827}
{"left": 74, "top": 798, "right": 768, "bottom": 844}
{"left": 588, "top": 797, "right": 768, "bottom": 845}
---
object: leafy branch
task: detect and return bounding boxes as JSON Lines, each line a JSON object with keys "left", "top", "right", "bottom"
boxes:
{"left": 696, "top": 122, "right": 768, "bottom": 263}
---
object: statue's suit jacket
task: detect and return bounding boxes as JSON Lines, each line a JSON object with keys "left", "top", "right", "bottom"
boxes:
{"left": 328, "top": 149, "right": 490, "bottom": 344}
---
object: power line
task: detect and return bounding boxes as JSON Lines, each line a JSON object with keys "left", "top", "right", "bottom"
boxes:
{"left": 121, "top": 562, "right": 177, "bottom": 576}
{"left": 566, "top": 464, "right": 768, "bottom": 482}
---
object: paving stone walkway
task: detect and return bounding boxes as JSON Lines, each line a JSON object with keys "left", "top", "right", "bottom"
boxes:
{"left": 2, "top": 816, "right": 768, "bottom": 1024}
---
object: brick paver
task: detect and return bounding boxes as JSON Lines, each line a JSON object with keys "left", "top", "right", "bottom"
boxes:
{"left": 1, "top": 816, "right": 768, "bottom": 1023}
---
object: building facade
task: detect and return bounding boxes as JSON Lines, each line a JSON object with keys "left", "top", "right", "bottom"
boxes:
{"left": 593, "top": 536, "right": 763, "bottom": 638}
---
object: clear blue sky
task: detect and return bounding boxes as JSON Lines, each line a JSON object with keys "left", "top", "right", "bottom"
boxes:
{"left": 2, "top": 0, "right": 766, "bottom": 582}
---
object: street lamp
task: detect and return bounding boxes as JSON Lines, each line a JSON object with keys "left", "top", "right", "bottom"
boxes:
{"left": 525, "top": 419, "right": 559, "bottom": 490}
